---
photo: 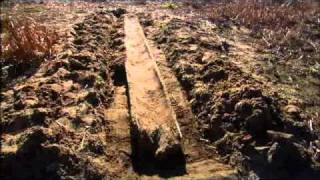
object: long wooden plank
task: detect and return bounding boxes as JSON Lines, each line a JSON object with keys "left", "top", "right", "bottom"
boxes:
{"left": 124, "top": 15, "right": 182, "bottom": 159}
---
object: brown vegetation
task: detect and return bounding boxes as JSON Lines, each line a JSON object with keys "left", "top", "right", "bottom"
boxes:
{"left": 1, "top": 16, "right": 59, "bottom": 62}
{"left": 206, "top": 1, "right": 318, "bottom": 29}
{"left": 200, "top": 0, "right": 320, "bottom": 55}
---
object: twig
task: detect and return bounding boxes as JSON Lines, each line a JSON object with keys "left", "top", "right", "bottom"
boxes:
{"left": 55, "top": 121, "right": 68, "bottom": 131}
{"left": 205, "top": 144, "right": 217, "bottom": 149}
{"left": 199, "top": 138, "right": 210, "bottom": 143}
{"left": 78, "top": 131, "right": 87, "bottom": 151}
{"left": 309, "top": 119, "right": 313, "bottom": 132}
{"left": 262, "top": 36, "right": 271, "bottom": 47}
{"left": 307, "top": 40, "right": 318, "bottom": 52}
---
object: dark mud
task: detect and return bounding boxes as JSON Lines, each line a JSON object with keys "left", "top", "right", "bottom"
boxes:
{"left": 149, "top": 18, "right": 320, "bottom": 179}
{"left": 0, "top": 9, "right": 126, "bottom": 179}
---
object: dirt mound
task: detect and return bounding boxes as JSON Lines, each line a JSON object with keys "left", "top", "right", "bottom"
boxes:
{"left": 150, "top": 18, "right": 320, "bottom": 179}
{"left": 0, "top": 9, "right": 126, "bottom": 179}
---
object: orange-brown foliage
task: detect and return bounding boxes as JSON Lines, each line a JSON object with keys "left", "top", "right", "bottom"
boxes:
{"left": 199, "top": 0, "right": 320, "bottom": 53}
{"left": 1, "top": 17, "right": 59, "bottom": 62}
{"left": 200, "top": 0, "right": 319, "bottom": 29}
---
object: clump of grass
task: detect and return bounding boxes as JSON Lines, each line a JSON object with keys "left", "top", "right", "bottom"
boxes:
{"left": 1, "top": 16, "right": 60, "bottom": 86}
{"left": 1, "top": 16, "right": 59, "bottom": 63}
{"left": 162, "top": 1, "right": 179, "bottom": 9}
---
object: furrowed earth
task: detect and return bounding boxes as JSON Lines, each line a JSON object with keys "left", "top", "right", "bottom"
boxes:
{"left": 1, "top": 1, "right": 320, "bottom": 180}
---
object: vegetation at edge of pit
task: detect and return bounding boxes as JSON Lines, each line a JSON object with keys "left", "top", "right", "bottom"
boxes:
{"left": 204, "top": 0, "right": 319, "bottom": 57}
{"left": 161, "top": 1, "right": 180, "bottom": 9}
{"left": 1, "top": 16, "right": 59, "bottom": 62}
{"left": 0, "top": 6, "right": 59, "bottom": 88}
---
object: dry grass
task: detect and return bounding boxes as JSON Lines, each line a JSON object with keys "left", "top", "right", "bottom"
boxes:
{"left": 196, "top": 0, "right": 320, "bottom": 56}
{"left": 1, "top": 16, "right": 59, "bottom": 63}
{"left": 205, "top": 0, "right": 319, "bottom": 29}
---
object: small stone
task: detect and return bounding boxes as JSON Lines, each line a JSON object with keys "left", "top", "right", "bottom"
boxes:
{"left": 61, "top": 106, "right": 77, "bottom": 118}
{"left": 189, "top": 44, "right": 199, "bottom": 51}
{"left": 48, "top": 84, "right": 63, "bottom": 94}
{"left": 61, "top": 81, "right": 73, "bottom": 92}
{"left": 80, "top": 115, "right": 96, "bottom": 126}
{"left": 284, "top": 105, "right": 301, "bottom": 115}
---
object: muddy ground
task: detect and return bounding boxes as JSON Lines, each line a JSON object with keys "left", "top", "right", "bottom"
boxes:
{"left": 1, "top": 1, "right": 320, "bottom": 180}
